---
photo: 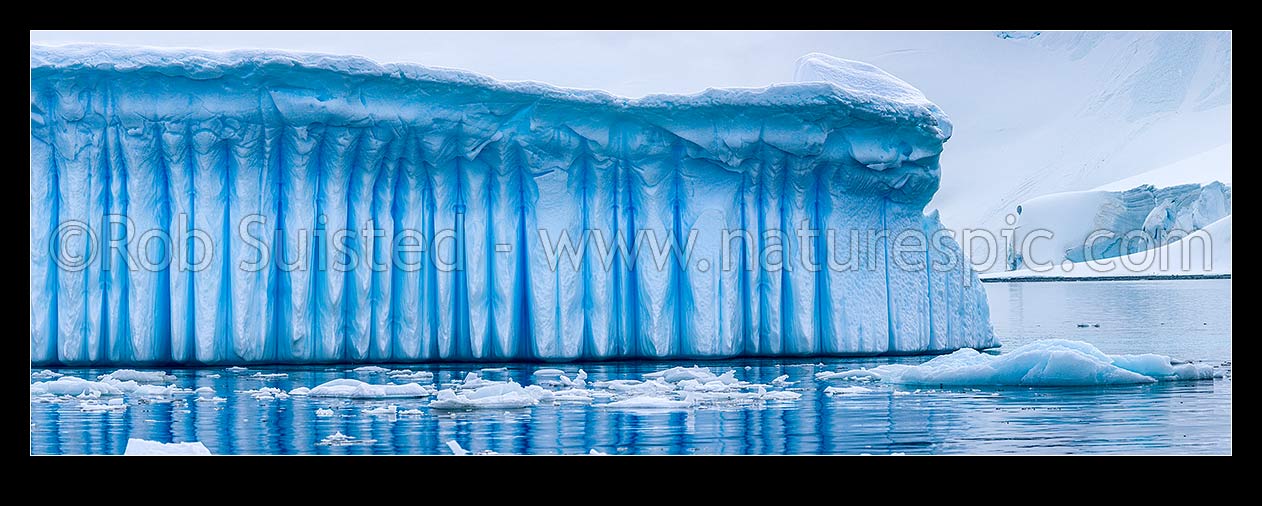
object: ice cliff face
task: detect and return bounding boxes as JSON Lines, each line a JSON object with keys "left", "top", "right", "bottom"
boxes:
{"left": 30, "top": 45, "right": 995, "bottom": 365}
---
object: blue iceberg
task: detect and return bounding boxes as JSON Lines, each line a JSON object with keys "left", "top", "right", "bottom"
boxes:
{"left": 29, "top": 45, "right": 995, "bottom": 365}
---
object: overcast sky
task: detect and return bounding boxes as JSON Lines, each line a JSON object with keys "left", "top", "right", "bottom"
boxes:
{"left": 30, "top": 30, "right": 991, "bottom": 98}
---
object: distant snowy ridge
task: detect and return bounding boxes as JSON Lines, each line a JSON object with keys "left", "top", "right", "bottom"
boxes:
{"left": 30, "top": 45, "right": 994, "bottom": 365}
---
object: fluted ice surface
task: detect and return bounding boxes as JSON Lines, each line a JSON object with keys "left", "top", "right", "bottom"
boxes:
{"left": 30, "top": 45, "right": 996, "bottom": 365}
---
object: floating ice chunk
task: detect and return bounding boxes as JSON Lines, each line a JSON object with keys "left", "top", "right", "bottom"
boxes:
{"left": 820, "top": 339, "right": 1223, "bottom": 387}
{"left": 644, "top": 366, "right": 716, "bottom": 383}
{"left": 399, "top": 408, "right": 425, "bottom": 416}
{"left": 196, "top": 396, "right": 227, "bottom": 403}
{"left": 771, "top": 375, "right": 793, "bottom": 387}
{"left": 558, "top": 369, "right": 588, "bottom": 389}
{"left": 352, "top": 366, "right": 389, "bottom": 374}
{"left": 225, "top": 367, "right": 249, "bottom": 373}
{"left": 98, "top": 369, "right": 176, "bottom": 384}
{"left": 205, "top": 374, "right": 221, "bottom": 379}
{"left": 523, "top": 385, "right": 554, "bottom": 402}
{"left": 194, "top": 386, "right": 215, "bottom": 395}
{"left": 429, "top": 381, "right": 539, "bottom": 410}
{"left": 31, "top": 377, "right": 122, "bottom": 396}
{"left": 592, "top": 379, "right": 674, "bottom": 395}
{"left": 250, "top": 372, "right": 288, "bottom": 380}
{"left": 307, "top": 379, "right": 432, "bottom": 399}
{"left": 289, "top": 387, "right": 311, "bottom": 396}
{"left": 446, "top": 440, "right": 469, "bottom": 456}
{"left": 31, "top": 370, "right": 63, "bottom": 379}
{"left": 824, "top": 386, "right": 876, "bottom": 395}
{"left": 589, "top": 449, "right": 609, "bottom": 455}
{"left": 760, "top": 390, "right": 803, "bottom": 401}
{"left": 80, "top": 399, "right": 127, "bottom": 412}
{"left": 362, "top": 404, "right": 398, "bottom": 416}
{"left": 386, "top": 370, "right": 434, "bottom": 382}
{"left": 131, "top": 384, "right": 193, "bottom": 397}
{"left": 532, "top": 368, "right": 566, "bottom": 377}
{"left": 315, "top": 408, "right": 336, "bottom": 417}
{"left": 124, "top": 439, "right": 212, "bottom": 455}
{"left": 318, "top": 431, "right": 375, "bottom": 447}
{"left": 456, "top": 372, "right": 508, "bottom": 390}
{"left": 603, "top": 396, "right": 694, "bottom": 410}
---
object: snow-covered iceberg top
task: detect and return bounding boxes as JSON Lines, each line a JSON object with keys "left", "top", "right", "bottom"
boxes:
{"left": 30, "top": 44, "right": 951, "bottom": 190}
{"left": 32, "top": 44, "right": 949, "bottom": 135}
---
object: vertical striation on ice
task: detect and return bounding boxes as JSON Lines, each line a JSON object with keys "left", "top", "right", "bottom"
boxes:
{"left": 30, "top": 45, "right": 996, "bottom": 365}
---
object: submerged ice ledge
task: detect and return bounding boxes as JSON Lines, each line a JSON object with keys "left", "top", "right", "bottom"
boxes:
{"left": 30, "top": 44, "right": 995, "bottom": 365}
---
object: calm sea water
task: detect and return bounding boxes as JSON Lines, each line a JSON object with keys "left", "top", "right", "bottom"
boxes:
{"left": 30, "top": 279, "right": 1231, "bottom": 455}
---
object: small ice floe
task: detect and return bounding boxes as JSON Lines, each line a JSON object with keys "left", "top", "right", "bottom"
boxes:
{"left": 133, "top": 384, "right": 194, "bottom": 397}
{"left": 225, "top": 366, "right": 249, "bottom": 373}
{"left": 317, "top": 431, "right": 376, "bottom": 447}
{"left": 429, "top": 381, "right": 539, "bottom": 410}
{"left": 315, "top": 408, "right": 336, "bottom": 417}
{"left": 759, "top": 390, "right": 803, "bottom": 401}
{"left": 31, "top": 377, "right": 122, "bottom": 397}
{"left": 551, "top": 389, "right": 596, "bottom": 403}
{"left": 249, "top": 372, "right": 288, "bottom": 380}
{"left": 205, "top": 373, "right": 222, "bottom": 379}
{"left": 523, "top": 385, "right": 554, "bottom": 402}
{"left": 399, "top": 408, "right": 425, "bottom": 417}
{"left": 818, "top": 339, "right": 1224, "bottom": 387}
{"left": 602, "top": 395, "right": 694, "bottom": 410}
{"left": 456, "top": 372, "right": 507, "bottom": 390}
{"left": 31, "top": 370, "right": 63, "bottom": 379}
{"left": 559, "top": 369, "right": 588, "bottom": 389}
{"left": 239, "top": 387, "right": 289, "bottom": 401}
{"left": 644, "top": 366, "right": 716, "bottom": 383}
{"left": 362, "top": 404, "right": 398, "bottom": 417}
{"left": 289, "top": 387, "right": 311, "bottom": 396}
{"left": 589, "top": 448, "right": 609, "bottom": 455}
{"left": 98, "top": 369, "right": 176, "bottom": 384}
{"left": 124, "top": 439, "right": 211, "bottom": 455}
{"left": 386, "top": 370, "right": 434, "bottom": 382}
{"left": 307, "top": 379, "right": 432, "bottom": 399}
{"left": 352, "top": 366, "right": 390, "bottom": 374}
{"left": 532, "top": 368, "right": 566, "bottom": 378}
{"left": 194, "top": 386, "right": 215, "bottom": 396}
{"left": 592, "top": 379, "right": 673, "bottom": 396}
{"left": 79, "top": 398, "right": 127, "bottom": 413}
{"left": 824, "top": 386, "right": 875, "bottom": 395}
{"left": 771, "top": 375, "right": 793, "bottom": 387}
{"left": 446, "top": 440, "right": 470, "bottom": 456}
{"left": 195, "top": 396, "right": 227, "bottom": 403}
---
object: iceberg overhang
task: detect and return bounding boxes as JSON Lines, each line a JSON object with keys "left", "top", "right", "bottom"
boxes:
{"left": 30, "top": 44, "right": 995, "bottom": 365}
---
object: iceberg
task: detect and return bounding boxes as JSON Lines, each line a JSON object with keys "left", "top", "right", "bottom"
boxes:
{"left": 1000, "top": 144, "right": 1231, "bottom": 275}
{"left": 30, "top": 45, "right": 995, "bottom": 365}
{"left": 123, "top": 439, "right": 212, "bottom": 455}
{"left": 816, "top": 339, "right": 1221, "bottom": 387}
